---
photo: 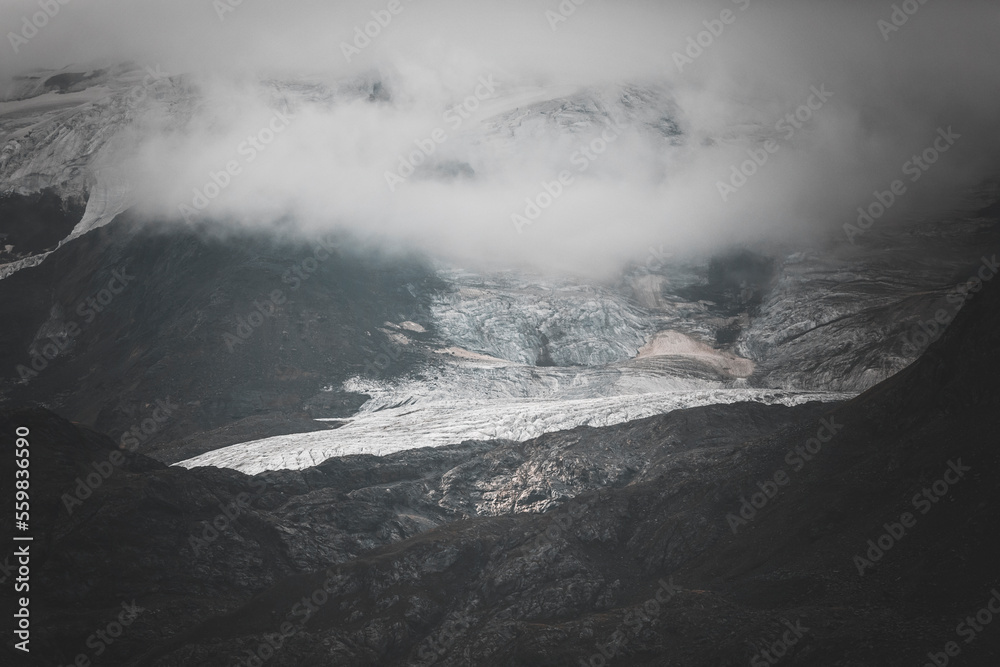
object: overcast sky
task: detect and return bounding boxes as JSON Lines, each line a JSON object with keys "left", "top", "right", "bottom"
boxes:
{"left": 2, "top": 0, "right": 998, "bottom": 273}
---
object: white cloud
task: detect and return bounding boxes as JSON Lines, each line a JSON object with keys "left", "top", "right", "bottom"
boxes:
{"left": 3, "top": 0, "right": 999, "bottom": 273}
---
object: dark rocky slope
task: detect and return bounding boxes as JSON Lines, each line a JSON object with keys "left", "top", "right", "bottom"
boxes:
{"left": 0, "top": 399, "right": 831, "bottom": 665}
{"left": 0, "top": 211, "right": 443, "bottom": 456}
{"left": 0, "top": 190, "right": 85, "bottom": 262}
{"left": 127, "top": 258, "right": 1000, "bottom": 664}
{"left": 1, "top": 253, "right": 998, "bottom": 666}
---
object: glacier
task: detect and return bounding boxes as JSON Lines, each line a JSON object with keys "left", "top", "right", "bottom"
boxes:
{"left": 3, "top": 64, "right": 990, "bottom": 475}
{"left": 177, "top": 263, "right": 853, "bottom": 474}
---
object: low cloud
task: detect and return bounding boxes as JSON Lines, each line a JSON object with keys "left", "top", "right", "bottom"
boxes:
{"left": 2, "top": 0, "right": 999, "bottom": 273}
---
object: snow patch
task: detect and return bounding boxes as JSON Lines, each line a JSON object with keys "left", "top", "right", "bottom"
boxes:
{"left": 176, "top": 388, "right": 850, "bottom": 474}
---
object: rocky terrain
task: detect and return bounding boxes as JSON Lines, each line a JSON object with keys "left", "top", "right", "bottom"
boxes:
{"left": 1, "top": 65, "right": 994, "bottom": 470}
{"left": 3, "top": 257, "right": 999, "bottom": 665}
{"left": 1, "top": 193, "right": 990, "bottom": 468}
{"left": 0, "top": 396, "right": 832, "bottom": 665}
{"left": 0, "top": 211, "right": 441, "bottom": 450}
{"left": 2, "top": 61, "right": 1000, "bottom": 667}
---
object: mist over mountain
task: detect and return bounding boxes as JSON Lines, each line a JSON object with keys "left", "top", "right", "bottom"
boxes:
{"left": 3, "top": 0, "right": 1000, "bottom": 273}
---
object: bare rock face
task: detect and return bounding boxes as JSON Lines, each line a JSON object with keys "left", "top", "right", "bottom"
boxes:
{"left": 2, "top": 65, "right": 999, "bottom": 666}
{"left": 0, "top": 213, "right": 446, "bottom": 450}
{"left": 3, "top": 270, "right": 999, "bottom": 665}
{"left": 196, "top": 274, "right": 1000, "bottom": 665}
{"left": 0, "top": 399, "right": 832, "bottom": 666}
